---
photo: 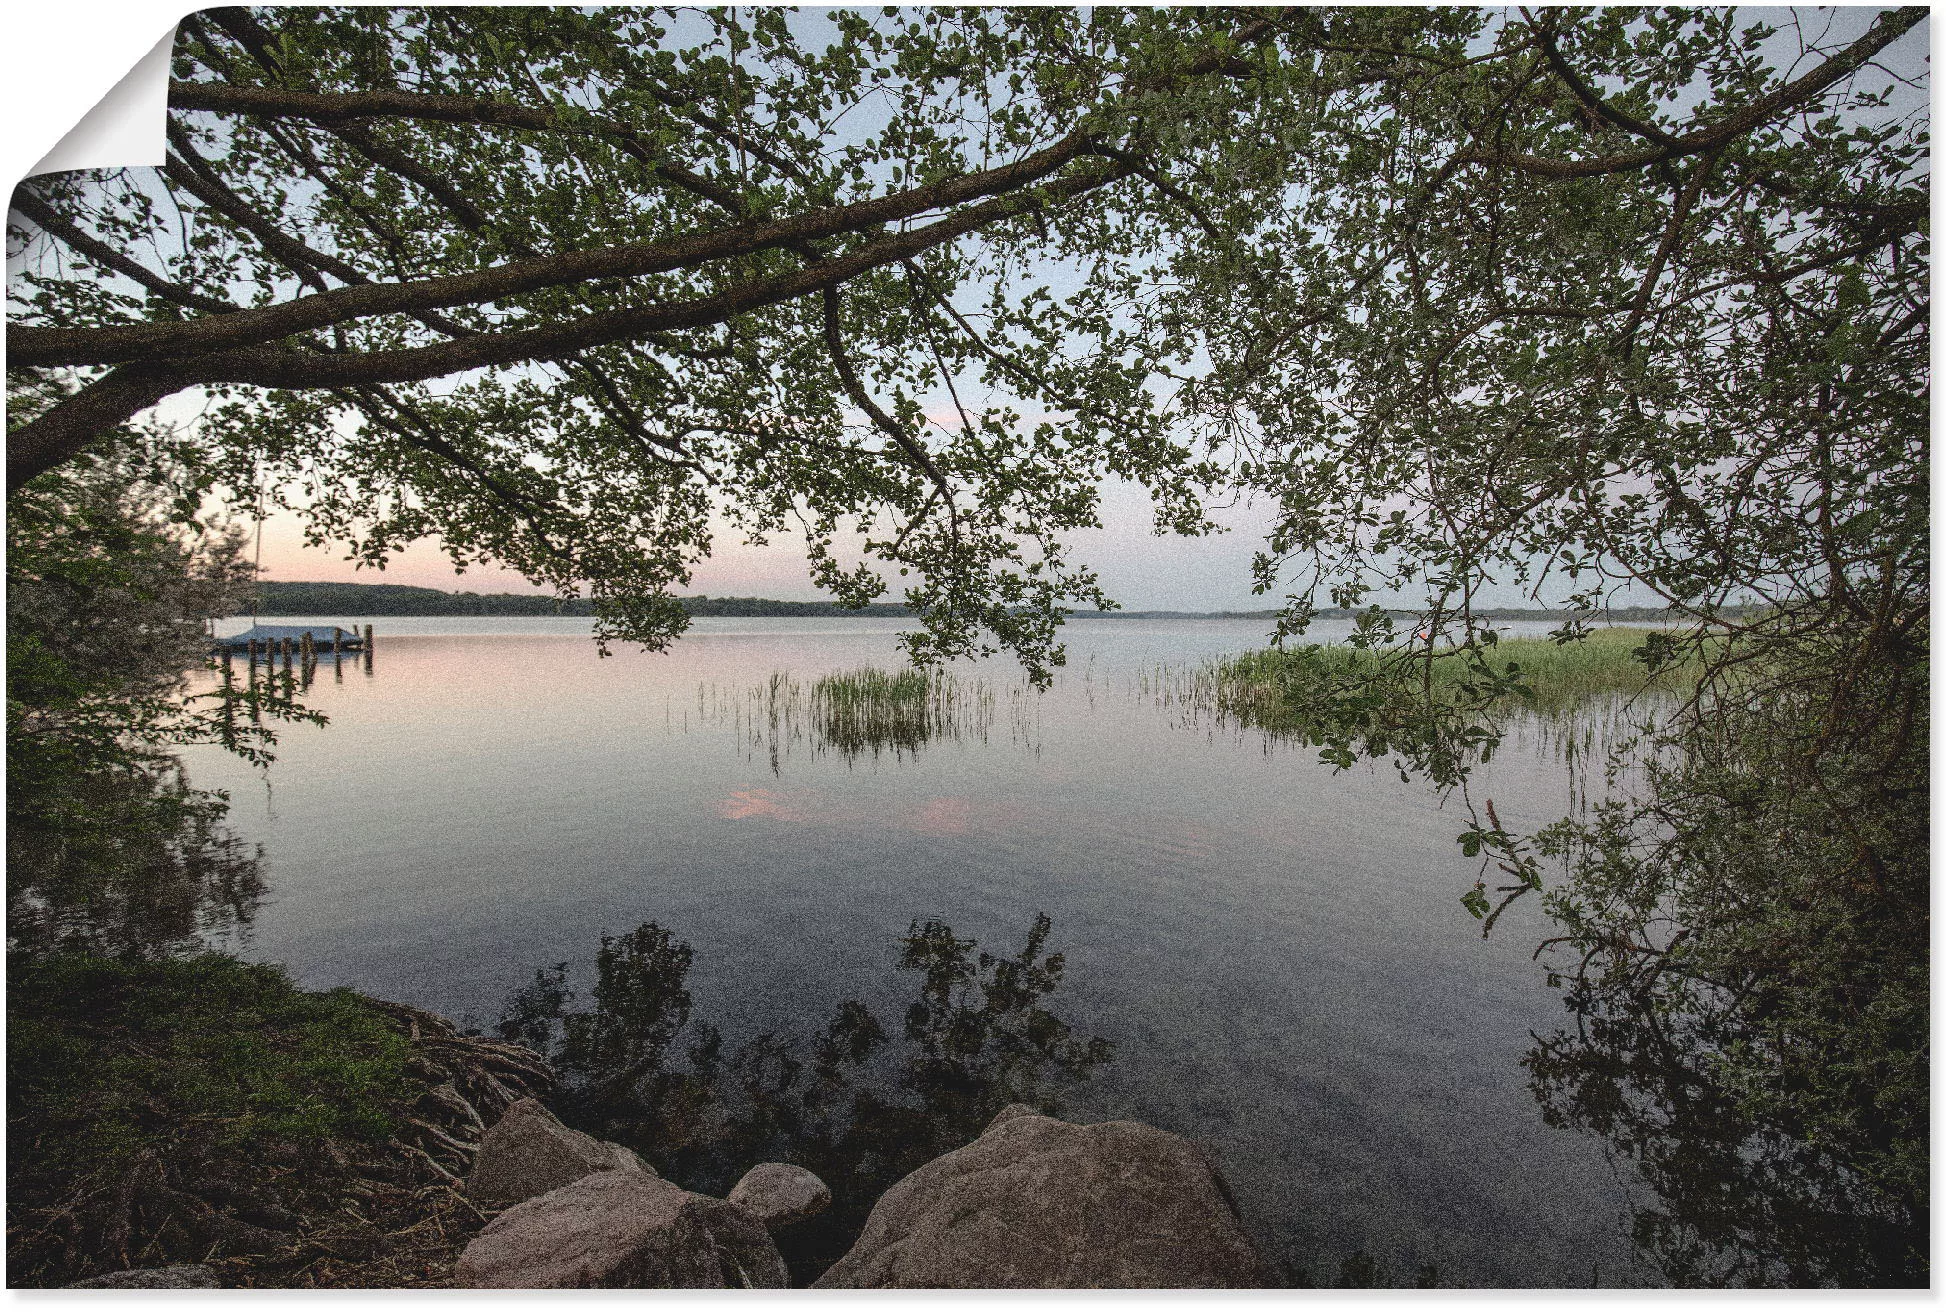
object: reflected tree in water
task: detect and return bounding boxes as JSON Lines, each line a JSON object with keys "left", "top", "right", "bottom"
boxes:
{"left": 1524, "top": 621, "right": 1928, "bottom": 1288}
{"left": 7, "top": 759, "right": 265, "bottom": 960}
{"left": 1528, "top": 982, "right": 1924, "bottom": 1288}
{"left": 497, "top": 913, "right": 1111, "bottom": 1282}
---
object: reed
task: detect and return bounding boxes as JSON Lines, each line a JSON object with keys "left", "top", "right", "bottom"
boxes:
{"left": 1214, "top": 626, "right": 1698, "bottom": 711}
{"left": 810, "top": 667, "right": 993, "bottom": 759}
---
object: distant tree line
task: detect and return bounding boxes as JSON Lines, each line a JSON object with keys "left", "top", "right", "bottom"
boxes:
{"left": 246, "top": 583, "right": 1687, "bottom": 623}
{"left": 247, "top": 581, "right": 1708, "bottom": 623}
{"left": 247, "top": 581, "right": 916, "bottom": 619}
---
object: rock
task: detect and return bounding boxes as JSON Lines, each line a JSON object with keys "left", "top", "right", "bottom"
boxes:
{"left": 814, "top": 1109, "right": 1268, "bottom": 1288}
{"left": 68, "top": 1266, "right": 220, "bottom": 1289}
{"left": 727, "top": 1162, "right": 831, "bottom": 1229}
{"left": 985, "top": 1102, "right": 1040, "bottom": 1131}
{"left": 453, "top": 1169, "right": 788, "bottom": 1289}
{"left": 466, "top": 1097, "right": 653, "bottom": 1210}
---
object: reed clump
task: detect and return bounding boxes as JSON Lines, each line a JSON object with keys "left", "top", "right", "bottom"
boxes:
{"left": 810, "top": 667, "right": 993, "bottom": 760}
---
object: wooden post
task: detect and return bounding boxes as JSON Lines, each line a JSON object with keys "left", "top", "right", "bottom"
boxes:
{"left": 247, "top": 638, "right": 259, "bottom": 666}
{"left": 220, "top": 644, "right": 236, "bottom": 740}
{"left": 363, "top": 624, "right": 375, "bottom": 676}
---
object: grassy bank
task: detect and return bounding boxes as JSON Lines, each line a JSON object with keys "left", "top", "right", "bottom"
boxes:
{"left": 7, "top": 952, "right": 547, "bottom": 1287}
{"left": 1162, "top": 627, "right": 1700, "bottom": 774}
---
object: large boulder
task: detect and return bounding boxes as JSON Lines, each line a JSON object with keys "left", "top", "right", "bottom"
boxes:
{"left": 727, "top": 1162, "right": 831, "bottom": 1229}
{"left": 814, "top": 1106, "right": 1268, "bottom": 1288}
{"left": 467, "top": 1097, "right": 652, "bottom": 1210}
{"left": 68, "top": 1266, "right": 221, "bottom": 1289}
{"left": 453, "top": 1169, "right": 788, "bottom": 1289}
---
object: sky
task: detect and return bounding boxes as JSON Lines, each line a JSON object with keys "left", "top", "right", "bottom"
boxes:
{"left": 220, "top": 466, "right": 1290, "bottom": 612}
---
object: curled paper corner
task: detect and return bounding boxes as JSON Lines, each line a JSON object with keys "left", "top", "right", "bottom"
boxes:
{"left": 26, "top": 25, "right": 177, "bottom": 181}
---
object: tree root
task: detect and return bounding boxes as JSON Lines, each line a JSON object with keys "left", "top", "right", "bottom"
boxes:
{"left": 12, "top": 995, "right": 553, "bottom": 1288}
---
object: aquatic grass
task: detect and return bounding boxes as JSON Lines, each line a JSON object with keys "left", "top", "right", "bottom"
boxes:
{"left": 1134, "top": 628, "right": 1699, "bottom": 786}
{"left": 682, "top": 666, "right": 1022, "bottom": 767}
{"left": 812, "top": 666, "right": 940, "bottom": 711}
{"left": 1213, "top": 626, "right": 1700, "bottom": 715}
{"left": 810, "top": 667, "right": 994, "bottom": 761}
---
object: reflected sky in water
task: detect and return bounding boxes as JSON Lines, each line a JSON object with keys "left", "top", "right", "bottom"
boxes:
{"left": 185, "top": 615, "right": 1656, "bottom": 1286}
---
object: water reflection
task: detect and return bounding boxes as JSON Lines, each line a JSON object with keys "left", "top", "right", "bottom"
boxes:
{"left": 174, "top": 622, "right": 1687, "bottom": 1285}
{"left": 223, "top": 631, "right": 375, "bottom": 703}
{"left": 1144, "top": 649, "right": 1925, "bottom": 1286}
{"left": 1527, "top": 971, "right": 1927, "bottom": 1287}
{"left": 493, "top": 913, "right": 1111, "bottom": 1285}
{"left": 6, "top": 759, "right": 265, "bottom": 959}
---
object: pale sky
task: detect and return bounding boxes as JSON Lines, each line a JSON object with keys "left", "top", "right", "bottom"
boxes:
{"left": 237, "top": 475, "right": 1287, "bottom": 612}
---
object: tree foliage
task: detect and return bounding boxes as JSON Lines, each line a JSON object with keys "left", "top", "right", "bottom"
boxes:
{"left": 9, "top": 8, "right": 1924, "bottom": 676}
{"left": 10, "top": 5, "right": 1314, "bottom": 674}
{"left": 1133, "top": 8, "right": 1926, "bottom": 1283}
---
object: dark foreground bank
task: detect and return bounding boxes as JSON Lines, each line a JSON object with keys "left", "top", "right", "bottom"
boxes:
{"left": 7, "top": 952, "right": 1286, "bottom": 1290}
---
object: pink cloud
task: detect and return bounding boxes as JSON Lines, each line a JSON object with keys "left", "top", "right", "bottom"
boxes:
{"left": 914, "top": 796, "right": 974, "bottom": 835}
{"left": 716, "top": 788, "right": 806, "bottom": 821}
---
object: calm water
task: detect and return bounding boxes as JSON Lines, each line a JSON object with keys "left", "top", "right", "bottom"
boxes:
{"left": 185, "top": 616, "right": 1654, "bottom": 1286}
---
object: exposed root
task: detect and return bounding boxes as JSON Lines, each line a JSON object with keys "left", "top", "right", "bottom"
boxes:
{"left": 11, "top": 992, "right": 554, "bottom": 1288}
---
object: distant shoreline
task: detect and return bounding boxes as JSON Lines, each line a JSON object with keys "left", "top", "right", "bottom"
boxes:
{"left": 246, "top": 581, "right": 1692, "bottom": 624}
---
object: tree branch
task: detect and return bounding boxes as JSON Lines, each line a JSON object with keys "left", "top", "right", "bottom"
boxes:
{"left": 17, "top": 127, "right": 1107, "bottom": 367}
{"left": 6, "top": 368, "right": 181, "bottom": 491}
{"left": 1530, "top": 13, "right": 1676, "bottom": 146}
{"left": 1461, "top": 8, "right": 1926, "bottom": 179}
{"left": 163, "top": 124, "right": 362, "bottom": 290}
{"left": 9, "top": 188, "right": 238, "bottom": 316}
{"left": 1612, "top": 151, "right": 1718, "bottom": 353}
{"left": 820, "top": 285, "right": 959, "bottom": 537}
{"left": 8, "top": 159, "right": 1138, "bottom": 481}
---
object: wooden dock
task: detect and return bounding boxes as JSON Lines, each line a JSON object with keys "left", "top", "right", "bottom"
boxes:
{"left": 212, "top": 624, "right": 368, "bottom": 654}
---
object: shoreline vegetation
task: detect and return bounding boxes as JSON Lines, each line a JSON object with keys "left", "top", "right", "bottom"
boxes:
{"left": 1211, "top": 626, "right": 1700, "bottom": 715}
{"left": 246, "top": 580, "right": 1705, "bottom": 624}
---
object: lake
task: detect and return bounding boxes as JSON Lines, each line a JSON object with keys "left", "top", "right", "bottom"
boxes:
{"left": 184, "top": 614, "right": 1656, "bottom": 1287}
